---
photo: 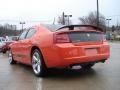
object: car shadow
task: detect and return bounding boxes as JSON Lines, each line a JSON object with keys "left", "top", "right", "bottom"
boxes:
{"left": 46, "top": 68, "right": 96, "bottom": 78}
{"left": 12, "top": 63, "right": 97, "bottom": 79}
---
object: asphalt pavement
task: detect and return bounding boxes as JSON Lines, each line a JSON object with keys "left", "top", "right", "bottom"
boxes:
{"left": 0, "top": 42, "right": 120, "bottom": 90}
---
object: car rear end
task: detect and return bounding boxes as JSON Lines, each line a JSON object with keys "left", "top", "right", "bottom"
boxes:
{"left": 43, "top": 25, "right": 110, "bottom": 68}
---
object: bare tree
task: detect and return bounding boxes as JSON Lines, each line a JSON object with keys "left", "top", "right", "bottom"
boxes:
{"left": 57, "top": 16, "right": 64, "bottom": 25}
{"left": 79, "top": 11, "right": 106, "bottom": 31}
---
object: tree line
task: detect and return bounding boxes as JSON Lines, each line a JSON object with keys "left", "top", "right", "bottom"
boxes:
{"left": 0, "top": 25, "right": 21, "bottom": 37}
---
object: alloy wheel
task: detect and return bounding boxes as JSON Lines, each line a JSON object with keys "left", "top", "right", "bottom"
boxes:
{"left": 32, "top": 51, "right": 41, "bottom": 75}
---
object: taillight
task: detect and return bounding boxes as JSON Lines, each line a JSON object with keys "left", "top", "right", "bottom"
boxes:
{"left": 54, "top": 33, "right": 70, "bottom": 43}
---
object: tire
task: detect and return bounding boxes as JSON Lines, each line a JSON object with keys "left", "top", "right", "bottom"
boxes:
{"left": 8, "top": 50, "right": 16, "bottom": 64}
{"left": 31, "top": 49, "right": 47, "bottom": 77}
{"left": 2, "top": 50, "right": 6, "bottom": 54}
{"left": 81, "top": 63, "right": 95, "bottom": 69}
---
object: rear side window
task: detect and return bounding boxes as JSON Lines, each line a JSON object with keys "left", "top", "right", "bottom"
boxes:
{"left": 26, "top": 28, "right": 36, "bottom": 38}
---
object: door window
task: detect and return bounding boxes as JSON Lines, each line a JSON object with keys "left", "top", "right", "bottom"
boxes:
{"left": 19, "top": 30, "right": 28, "bottom": 40}
{"left": 26, "top": 28, "right": 36, "bottom": 39}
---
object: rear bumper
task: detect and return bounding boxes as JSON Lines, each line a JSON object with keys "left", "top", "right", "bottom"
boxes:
{"left": 42, "top": 43, "right": 110, "bottom": 68}
{"left": 62, "top": 54, "right": 109, "bottom": 65}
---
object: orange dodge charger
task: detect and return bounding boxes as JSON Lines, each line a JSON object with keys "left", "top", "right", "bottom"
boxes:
{"left": 9, "top": 24, "right": 110, "bottom": 76}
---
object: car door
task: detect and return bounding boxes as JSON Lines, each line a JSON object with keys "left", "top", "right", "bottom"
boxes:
{"left": 18, "top": 28, "right": 36, "bottom": 64}
{"left": 12, "top": 30, "right": 29, "bottom": 61}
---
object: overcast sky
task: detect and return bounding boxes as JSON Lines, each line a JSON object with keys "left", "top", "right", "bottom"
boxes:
{"left": 0, "top": 0, "right": 120, "bottom": 28}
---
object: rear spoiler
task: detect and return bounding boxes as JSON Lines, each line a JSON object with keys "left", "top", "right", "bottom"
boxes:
{"left": 57, "top": 25, "right": 103, "bottom": 32}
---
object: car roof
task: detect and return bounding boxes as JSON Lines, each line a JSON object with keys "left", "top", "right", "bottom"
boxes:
{"left": 42, "top": 24, "right": 64, "bottom": 31}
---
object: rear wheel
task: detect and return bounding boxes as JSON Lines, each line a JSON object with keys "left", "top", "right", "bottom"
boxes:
{"left": 32, "top": 49, "right": 47, "bottom": 77}
{"left": 81, "top": 63, "right": 94, "bottom": 69}
{"left": 8, "top": 50, "right": 16, "bottom": 64}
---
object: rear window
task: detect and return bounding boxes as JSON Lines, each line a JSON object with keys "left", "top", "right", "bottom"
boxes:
{"left": 69, "top": 32, "right": 103, "bottom": 42}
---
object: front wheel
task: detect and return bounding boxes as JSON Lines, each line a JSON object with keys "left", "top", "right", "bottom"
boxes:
{"left": 2, "top": 50, "right": 6, "bottom": 54}
{"left": 32, "top": 49, "right": 47, "bottom": 77}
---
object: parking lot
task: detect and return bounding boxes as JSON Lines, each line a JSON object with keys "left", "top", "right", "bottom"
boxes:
{"left": 0, "top": 42, "right": 120, "bottom": 90}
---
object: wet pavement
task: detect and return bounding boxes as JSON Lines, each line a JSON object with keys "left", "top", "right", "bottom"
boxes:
{"left": 0, "top": 42, "right": 120, "bottom": 90}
